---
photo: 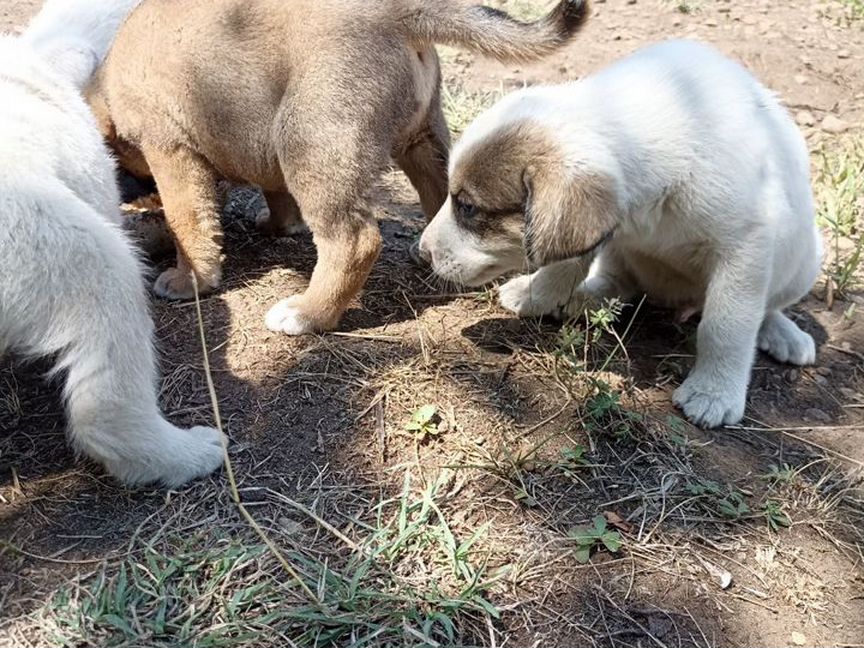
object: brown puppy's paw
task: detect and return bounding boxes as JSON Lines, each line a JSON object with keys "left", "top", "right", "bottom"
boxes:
{"left": 153, "top": 267, "right": 220, "bottom": 300}
{"left": 153, "top": 268, "right": 197, "bottom": 300}
{"left": 264, "top": 295, "right": 337, "bottom": 335}
{"left": 255, "top": 206, "right": 307, "bottom": 237}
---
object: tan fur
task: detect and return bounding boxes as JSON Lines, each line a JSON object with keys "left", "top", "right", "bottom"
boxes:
{"left": 447, "top": 120, "right": 620, "bottom": 268}
{"left": 95, "top": 0, "right": 587, "bottom": 332}
{"left": 525, "top": 167, "right": 620, "bottom": 267}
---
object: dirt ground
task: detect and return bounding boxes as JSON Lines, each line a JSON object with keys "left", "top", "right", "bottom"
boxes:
{"left": 1, "top": 1, "right": 863, "bottom": 647}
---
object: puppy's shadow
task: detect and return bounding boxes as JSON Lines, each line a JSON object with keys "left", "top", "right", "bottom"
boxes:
{"left": 462, "top": 303, "right": 832, "bottom": 403}
{"left": 133, "top": 181, "right": 454, "bottom": 334}
{"left": 461, "top": 316, "right": 563, "bottom": 355}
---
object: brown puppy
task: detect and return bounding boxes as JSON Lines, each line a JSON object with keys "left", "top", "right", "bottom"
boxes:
{"left": 97, "top": 0, "right": 588, "bottom": 334}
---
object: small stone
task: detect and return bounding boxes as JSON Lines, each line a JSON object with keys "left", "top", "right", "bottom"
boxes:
{"left": 805, "top": 408, "right": 831, "bottom": 423}
{"left": 278, "top": 518, "right": 304, "bottom": 535}
{"left": 821, "top": 115, "right": 849, "bottom": 134}
{"left": 814, "top": 375, "right": 829, "bottom": 387}
{"left": 837, "top": 49, "right": 851, "bottom": 59}
{"left": 791, "top": 632, "right": 807, "bottom": 646}
{"left": 796, "top": 110, "right": 816, "bottom": 126}
{"left": 705, "top": 18, "right": 718, "bottom": 27}
{"left": 786, "top": 369, "right": 799, "bottom": 382}
{"left": 794, "top": 74, "right": 809, "bottom": 85}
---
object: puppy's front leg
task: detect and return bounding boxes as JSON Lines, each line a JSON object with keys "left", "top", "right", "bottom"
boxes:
{"left": 499, "top": 249, "right": 633, "bottom": 319}
{"left": 499, "top": 257, "right": 592, "bottom": 318}
{"left": 673, "top": 249, "right": 769, "bottom": 428}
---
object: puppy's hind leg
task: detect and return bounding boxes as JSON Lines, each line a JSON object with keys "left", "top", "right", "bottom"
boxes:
{"left": 758, "top": 224, "right": 820, "bottom": 366}
{"left": 758, "top": 311, "right": 816, "bottom": 365}
{"left": 394, "top": 95, "right": 451, "bottom": 220}
{"left": 8, "top": 191, "right": 224, "bottom": 486}
{"left": 265, "top": 87, "right": 390, "bottom": 335}
{"left": 256, "top": 190, "right": 307, "bottom": 237}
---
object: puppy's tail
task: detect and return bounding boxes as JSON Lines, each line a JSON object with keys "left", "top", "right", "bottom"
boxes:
{"left": 400, "top": 0, "right": 588, "bottom": 62}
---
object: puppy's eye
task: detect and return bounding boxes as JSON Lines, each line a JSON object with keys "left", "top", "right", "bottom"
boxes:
{"left": 454, "top": 196, "right": 478, "bottom": 220}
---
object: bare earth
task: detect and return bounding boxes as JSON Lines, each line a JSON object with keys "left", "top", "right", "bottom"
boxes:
{"left": 1, "top": 1, "right": 862, "bottom": 647}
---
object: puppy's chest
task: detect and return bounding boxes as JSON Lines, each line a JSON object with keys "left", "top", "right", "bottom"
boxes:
{"left": 616, "top": 207, "right": 713, "bottom": 305}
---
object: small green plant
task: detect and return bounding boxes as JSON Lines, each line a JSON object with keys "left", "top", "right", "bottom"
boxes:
{"left": 583, "top": 379, "right": 643, "bottom": 440}
{"left": 842, "top": 0, "right": 864, "bottom": 21}
{"left": 587, "top": 300, "right": 624, "bottom": 337}
{"left": 561, "top": 445, "right": 587, "bottom": 464}
{"left": 546, "top": 444, "right": 591, "bottom": 481}
{"left": 568, "top": 516, "right": 623, "bottom": 563}
{"left": 665, "top": 415, "right": 690, "bottom": 448}
{"left": 554, "top": 298, "right": 627, "bottom": 372}
{"left": 763, "top": 500, "right": 792, "bottom": 532}
{"left": 513, "top": 487, "right": 539, "bottom": 508}
{"left": 405, "top": 404, "right": 441, "bottom": 441}
{"left": 814, "top": 137, "right": 864, "bottom": 298}
{"left": 585, "top": 383, "right": 621, "bottom": 421}
{"left": 687, "top": 479, "right": 751, "bottom": 520}
{"left": 763, "top": 463, "right": 799, "bottom": 486}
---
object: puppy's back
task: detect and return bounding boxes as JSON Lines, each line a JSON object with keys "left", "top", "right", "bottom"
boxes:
{"left": 0, "top": 41, "right": 119, "bottom": 223}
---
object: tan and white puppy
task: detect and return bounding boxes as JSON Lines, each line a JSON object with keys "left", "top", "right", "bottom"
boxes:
{"left": 93, "top": 0, "right": 589, "bottom": 336}
{"left": 0, "top": 0, "right": 223, "bottom": 486}
{"left": 419, "top": 40, "right": 823, "bottom": 428}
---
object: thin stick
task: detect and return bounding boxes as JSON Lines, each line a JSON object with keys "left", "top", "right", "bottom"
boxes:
{"left": 730, "top": 420, "right": 864, "bottom": 469}
{"left": 827, "top": 344, "right": 864, "bottom": 362}
{"left": 0, "top": 539, "right": 127, "bottom": 565}
{"left": 192, "top": 275, "right": 321, "bottom": 606}
{"left": 265, "top": 488, "right": 367, "bottom": 555}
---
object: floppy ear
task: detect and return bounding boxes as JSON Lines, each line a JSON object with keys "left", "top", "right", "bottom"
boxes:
{"left": 523, "top": 165, "right": 621, "bottom": 268}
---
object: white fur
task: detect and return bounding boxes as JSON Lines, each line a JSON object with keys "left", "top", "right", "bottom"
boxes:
{"left": 0, "top": 0, "right": 224, "bottom": 486}
{"left": 265, "top": 298, "right": 315, "bottom": 335}
{"left": 421, "top": 40, "right": 823, "bottom": 428}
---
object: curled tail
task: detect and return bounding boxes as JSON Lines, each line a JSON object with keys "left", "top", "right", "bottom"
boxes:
{"left": 401, "top": 0, "right": 589, "bottom": 62}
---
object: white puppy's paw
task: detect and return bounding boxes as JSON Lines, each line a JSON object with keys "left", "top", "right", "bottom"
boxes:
{"left": 758, "top": 312, "right": 816, "bottom": 365}
{"left": 100, "top": 424, "right": 224, "bottom": 488}
{"left": 158, "top": 425, "right": 225, "bottom": 488}
{"left": 499, "top": 274, "right": 584, "bottom": 318}
{"left": 500, "top": 274, "right": 550, "bottom": 316}
{"left": 673, "top": 373, "right": 746, "bottom": 429}
{"left": 265, "top": 297, "right": 315, "bottom": 335}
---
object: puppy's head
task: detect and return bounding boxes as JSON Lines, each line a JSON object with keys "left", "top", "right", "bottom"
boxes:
{"left": 419, "top": 107, "right": 620, "bottom": 286}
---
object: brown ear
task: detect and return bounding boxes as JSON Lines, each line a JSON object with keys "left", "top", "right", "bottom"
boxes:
{"left": 523, "top": 165, "right": 620, "bottom": 267}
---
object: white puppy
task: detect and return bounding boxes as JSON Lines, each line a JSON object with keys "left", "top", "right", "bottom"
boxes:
{"left": 0, "top": 0, "right": 224, "bottom": 486}
{"left": 419, "top": 40, "right": 822, "bottom": 428}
